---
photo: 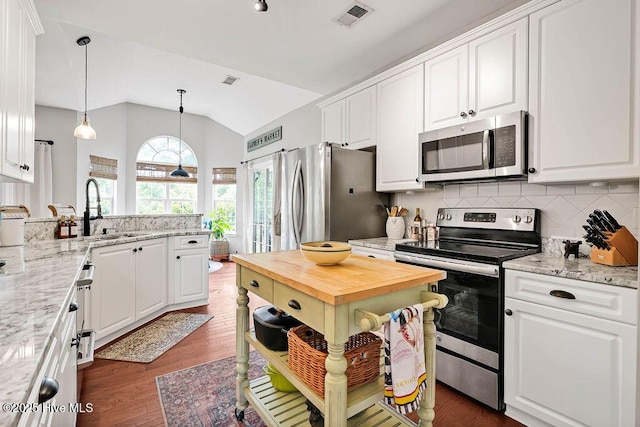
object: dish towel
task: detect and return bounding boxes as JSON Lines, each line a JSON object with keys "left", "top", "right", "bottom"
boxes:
{"left": 383, "top": 304, "right": 427, "bottom": 414}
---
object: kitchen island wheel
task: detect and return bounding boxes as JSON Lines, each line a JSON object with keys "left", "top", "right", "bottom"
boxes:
{"left": 234, "top": 408, "right": 244, "bottom": 421}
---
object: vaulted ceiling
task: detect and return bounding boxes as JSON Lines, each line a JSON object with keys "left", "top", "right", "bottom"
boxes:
{"left": 34, "top": 0, "right": 528, "bottom": 136}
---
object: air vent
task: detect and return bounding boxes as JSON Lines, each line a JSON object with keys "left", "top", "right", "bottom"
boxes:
{"left": 332, "top": 2, "right": 373, "bottom": 28}
{"left": 222, "top": 75, "right": 239, "bottom": 85}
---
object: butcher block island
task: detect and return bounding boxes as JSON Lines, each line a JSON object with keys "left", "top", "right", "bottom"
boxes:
{"left": 233, "top": 250, "right": 447, "bottom": 427}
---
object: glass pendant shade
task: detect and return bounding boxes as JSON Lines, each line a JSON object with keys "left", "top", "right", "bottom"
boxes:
{"left": 74, "top": 114, "right": 96, "bottom": 139}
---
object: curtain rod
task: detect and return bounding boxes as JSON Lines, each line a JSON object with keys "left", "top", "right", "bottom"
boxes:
{"left": 240, "top": 148, "right": 285, "bottom": 165}
{"left": 35, "top": 139, "right": 54, "bottom": 145}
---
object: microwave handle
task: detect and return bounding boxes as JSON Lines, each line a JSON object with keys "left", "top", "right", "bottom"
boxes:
{"left": 482, "top": 129, "right": 491, "bottom": 169}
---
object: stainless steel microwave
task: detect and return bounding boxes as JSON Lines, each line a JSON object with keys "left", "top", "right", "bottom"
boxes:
{"left": 419, "top": 111, "right": 528, "bottom": 183}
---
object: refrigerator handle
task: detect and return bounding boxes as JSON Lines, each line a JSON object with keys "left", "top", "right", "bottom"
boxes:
{"left": 291, "top": 160, "right": 303, "bottom": 247}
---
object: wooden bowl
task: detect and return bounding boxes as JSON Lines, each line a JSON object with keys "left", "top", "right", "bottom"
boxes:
{"left": 300, "top": 241, "right": 351, "bottom": 265}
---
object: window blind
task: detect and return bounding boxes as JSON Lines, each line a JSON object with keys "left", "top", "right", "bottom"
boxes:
{"left": 212, "top": 167, "right": 237, "bottom": 184}
{"left": 136, "top": 162, "right": 198, "bottom": 183}
{"left": 89, "top": 155, "right": 118, "bottom": 180}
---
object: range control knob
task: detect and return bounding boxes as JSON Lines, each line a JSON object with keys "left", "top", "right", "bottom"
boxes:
{"left": 445, "top": 214, "right": 452, "bottom": 220}
{"left": 512, "top": 215, "right": 522, "bottom": 223}
{"left": 524, "top": 215, "right": 533, "bottom": 224}
{"left": 437, "top": 214, "right": 445, "bottom": 221}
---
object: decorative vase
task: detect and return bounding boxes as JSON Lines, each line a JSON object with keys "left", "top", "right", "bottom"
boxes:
{"left": 386, "top": 217, "right": 405, "bottom": 240}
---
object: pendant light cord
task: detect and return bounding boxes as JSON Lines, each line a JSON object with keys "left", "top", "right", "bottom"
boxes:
{"left": 178, "top": 89, "right": 184, "bottom": 167}
{"left": 83, "top": 43, "right": 88, "bottom": 118}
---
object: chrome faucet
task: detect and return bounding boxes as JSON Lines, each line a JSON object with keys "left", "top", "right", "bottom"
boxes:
{"left": 83, "top": 178, "right": 103, "bottom": 236}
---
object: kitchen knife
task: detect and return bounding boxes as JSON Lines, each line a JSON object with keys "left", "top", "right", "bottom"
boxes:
{"left": 588, "top": 214, "right": 610, "bottom": 232}
{"left": 602, "top": 210, "right": 622, "bottom": 230}
{"left": 593, "top": 210, "right": 616, "bottom": 232}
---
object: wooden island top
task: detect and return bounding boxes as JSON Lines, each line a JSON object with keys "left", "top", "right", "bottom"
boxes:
{"left": 232, "top": 249, "right": 446, "bottom": 305}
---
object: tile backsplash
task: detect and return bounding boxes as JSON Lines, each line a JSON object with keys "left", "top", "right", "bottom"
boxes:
{"left": 394, "top": 180, "right": 639, "bottom": 240}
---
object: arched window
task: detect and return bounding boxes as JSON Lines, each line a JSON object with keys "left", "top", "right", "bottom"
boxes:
{"left": 135, "top": 136, "right": 198, "bottom": 214}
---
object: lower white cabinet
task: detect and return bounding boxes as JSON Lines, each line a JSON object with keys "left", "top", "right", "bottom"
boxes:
{"left": 504, "top": 269, "right": 637, "bottom": 427}
{"left": 173, "top": 235, "right": 209, "bottom": 304}
{"left": 90, "top": 238, "right": 167, "bottom": 339}
{"left": 351, "top": 245, "right": 395, "bottom": 261}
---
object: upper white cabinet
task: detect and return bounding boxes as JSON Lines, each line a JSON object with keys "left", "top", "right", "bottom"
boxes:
{"left": 528, "top": 0, "right": 640, "bottom": 183}
{"left": 321, "top": 86, "right": 377, "bottom": 150}
{"left": 376, "top": 64, "right": 424, "bottom": 192}
{"left": 0, "top": 0, "right": 41, "bottom": 183}
{"left": 424, "top": 18, "right": 528, "bottom": 131}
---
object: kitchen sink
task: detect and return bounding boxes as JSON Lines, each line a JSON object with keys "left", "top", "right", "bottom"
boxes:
{"left": 86, "top": 232, "right": 152, "bottom": 241}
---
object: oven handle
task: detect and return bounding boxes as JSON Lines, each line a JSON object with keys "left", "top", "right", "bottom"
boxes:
{"left": 394, "top": 253, "right": 499, "bottom": 277}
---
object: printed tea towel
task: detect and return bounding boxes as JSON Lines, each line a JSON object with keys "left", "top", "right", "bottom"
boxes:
{"left": 383, "top": 304, "right": 426, "bottom": 414}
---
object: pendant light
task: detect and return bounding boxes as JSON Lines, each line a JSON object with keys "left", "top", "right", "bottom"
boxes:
{"left": 254, "top": 0, "right": 268, "bottom": 11}
{"left": 170, "top": 89, "right": 190, "bottom": 178}
{"left": 74, "top": 36, "right": 97, "bottom": 139}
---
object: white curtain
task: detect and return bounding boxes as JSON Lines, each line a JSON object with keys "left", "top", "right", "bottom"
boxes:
{"left": 0, "top": 143, "right": 53, "bottom": 217}
{"left": 241, "top": 162, "right": 253, "bottom": 254}
{"left": 271, "top": 152, "right": 283, "bottom": 252}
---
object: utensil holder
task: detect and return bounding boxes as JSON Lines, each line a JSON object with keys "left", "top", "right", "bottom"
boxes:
{"left": 590, "top": 226, "right": 638, "bottom": 266}
{"left": 386, "top": 217, "right": 405, "bottom": 240}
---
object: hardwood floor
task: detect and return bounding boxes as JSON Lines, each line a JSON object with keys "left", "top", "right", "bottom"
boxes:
{"left": 78, "top": 261, "right": 523, "bottom": 427}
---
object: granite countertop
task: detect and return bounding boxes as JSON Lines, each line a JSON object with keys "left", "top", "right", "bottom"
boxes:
{"left": 503, "top": 252, "right": 638, "bottom": 289}
{"left": 348, "top": 237, "right": 415, "bottom": 251}
{"left": 0, "top": 229, "right": 211, "bottom": 427}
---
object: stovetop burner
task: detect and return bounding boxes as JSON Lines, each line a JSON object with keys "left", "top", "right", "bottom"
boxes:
{"left": 396, "top": 239, "right": 540, "bottom": 264}
{"left": 395, "top": 207, "right": 542, "bottom": 264}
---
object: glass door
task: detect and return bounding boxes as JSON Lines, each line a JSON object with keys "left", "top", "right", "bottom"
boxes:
{"left": 250, "top": 162, "right": 273, "bottom": 253}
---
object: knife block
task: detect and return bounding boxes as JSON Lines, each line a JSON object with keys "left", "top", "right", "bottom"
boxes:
{"left": 590, "top": 226, "right": 638, "bottom": 266}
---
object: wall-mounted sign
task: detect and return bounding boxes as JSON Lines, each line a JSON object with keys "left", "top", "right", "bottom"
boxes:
{"left": 247, "top": 126, "right": 282, "bottom": 152}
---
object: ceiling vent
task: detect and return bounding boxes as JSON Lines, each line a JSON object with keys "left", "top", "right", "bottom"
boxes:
{"left": 332, "top": 2, "right": 373, "bottom": 28}
{"left": 222, "top": 75, "right": 239, "bottom": 85}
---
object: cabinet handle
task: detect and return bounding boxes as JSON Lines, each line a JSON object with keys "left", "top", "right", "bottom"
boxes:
{"left": 71, "top": 337, "right": 80, "bottom": 348}
{"left": 176, "top": 255, "right": 181, "bottom": 260}
{"left": 188, "top": 240, "right": 198, "bottom": 244}
{"left": 287, "top": 299, "right": 301, "bottom": 310}
{"left": 528, "top": 167, "right": 536, "bottom": 174}
{"left": 460, "top": 111, "right": 467, "bottom": 118}
{"left": 468, "top": 109, "right": 476, "bottom": 116}
{"left": 550, "top": 290, "right": 576, "bottom": 300}
{"left": 249, "top": 280, "right": 259, "bottom": 288}
{"left": 367, "top": 255, "right": 376, "bottom": 258}
{"left": 69, "top": 301, "right": 79, "bottom": 312}
{"left": 38, "top": 377, "right": 59, "bottom": 404}
{"left": 505, "top": 309, "right": 513, "bottom": 316}
{"left": 138, "top": 247, "right": 143, "bottom": 251}
{"left": 133, "top": 248, "right": 138, "bottom": 253}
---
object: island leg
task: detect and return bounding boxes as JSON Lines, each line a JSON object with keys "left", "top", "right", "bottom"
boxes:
{"left": 324, "top": 305, "right": 349, "bottom": 427}
{"left": 235, "top": 283, "right": 250, "bottom": 420}
{"left": 417, "top": 305, "right": 436, "bottom": 427}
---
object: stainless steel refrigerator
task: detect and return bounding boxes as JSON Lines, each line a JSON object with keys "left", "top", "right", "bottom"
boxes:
{"left": 280, "top": 142, "right": 389, "bottom": 249}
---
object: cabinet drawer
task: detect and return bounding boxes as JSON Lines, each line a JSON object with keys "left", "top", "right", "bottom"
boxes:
{"left": 351, "top": 246, "right": 395, "bottom": 261}
{"left": 174, "top": 235, "right": 208, "bottom": 249}
{"left": 240, "top": 268, "right": 273, "bottom": 301}
{"left": 273, "top": 281, "right": 325, "bottom": 333}
{"left": 505, "top": 270, "right": 637, "bottom": 325}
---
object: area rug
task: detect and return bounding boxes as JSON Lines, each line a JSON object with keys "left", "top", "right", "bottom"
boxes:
{"left": 209, "top": 260, "right": 223, "bottom": 273}
{"left": 95, "top": 312, "right": 213, "bottom": 363}
{"left": 156, "top": 351, "right": 267, "bottom": 426}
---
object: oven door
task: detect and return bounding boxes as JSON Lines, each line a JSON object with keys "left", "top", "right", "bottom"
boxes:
{"left": 419, "top": 117, "right": 495, "bottom": 182}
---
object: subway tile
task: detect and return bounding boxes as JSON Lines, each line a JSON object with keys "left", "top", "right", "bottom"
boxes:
{"left": 443, "top": 184, "right": 460, "bottom": 198}
{"left": 495, "top": 196, "right": 520, "bottom": 207}
{"left": 520, "top": 183, "right": 547, "bottom": 196}
{"left": 609, "top": 181, "right": 639, "bottom": 194}
{"left": 477, "top": 183, "right": 498, "bottom": 197}
{"left": 563, "top": 194, "right": 601, "bottom": 211}
{"left": 523, "top": 195, "right": 555, "bottom": 208}
{"left": 546, "top": 185, "right": 576, "bottom": 195}
{"left": 459, "top": 184, "right": 478, "bottom": 198}
{"left": 498, "top": 182, "right": 521, "bottom": 196}
{"left": 575, "top": 183, "right": 610, "bottom": 194}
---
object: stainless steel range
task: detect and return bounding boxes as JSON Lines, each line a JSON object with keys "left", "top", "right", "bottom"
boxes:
{"left": 394, "top": 207, "right": 541, "bottom": 410}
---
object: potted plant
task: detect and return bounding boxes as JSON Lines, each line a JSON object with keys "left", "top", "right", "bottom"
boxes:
{"left": 208, "top": 206, "right": 232, "bottom": 261}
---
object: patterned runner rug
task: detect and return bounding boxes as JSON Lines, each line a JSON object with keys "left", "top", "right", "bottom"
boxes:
{"left": 156, "top": 351, "right": 268, "bottom": 426}
{"left": 95, "top": 312, "right": 213, "bottom": 363}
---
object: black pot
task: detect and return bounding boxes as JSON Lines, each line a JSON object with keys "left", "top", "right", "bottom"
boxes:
{"left": 253, "top": 305, "right": 302, "bottom": 351}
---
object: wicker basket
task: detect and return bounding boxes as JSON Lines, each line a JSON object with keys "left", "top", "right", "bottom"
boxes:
{"left": 209, "top": 238, "right": 229, "bottom": 260}
{"left": 287, "top": 324, "right": 382, "bottom": 396}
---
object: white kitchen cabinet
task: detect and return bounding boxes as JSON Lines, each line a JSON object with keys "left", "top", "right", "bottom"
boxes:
{"left": 424, "top": 18, "right": 528, "bottom": 131}
{"left": 90, "top": 238, "right": 167, "bottom": 339}
{"left": 504, "top": 269, "right": 637, "bottom": 427}
{"left": 527, "top": 0, "right": 640, "bottom": 184}
{"left": 321, "top": 86, "right": 377, "bottom": 150}
{"left": 351, "top": 245, "right": 395, "bottom": 261}
{"left": 172, "top": 235, "right": 209, "bottom": 304}
{"left": 376, "top": 64, "right": 424, "bottom": 192}
{"left": 0, "top": 0, "right": 40, "bottom": 183}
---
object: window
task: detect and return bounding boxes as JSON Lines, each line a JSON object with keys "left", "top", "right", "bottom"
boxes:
{"left": 89, "top": 155, "right": 117, "bottom": 215}
{"left": 250, "top": 162, "right": 273, "bottom": 253}
{"left": 212, "top": 168, "right": 237, "bottom": 234}
{"left": 135, "top": 136, "right": 198, "bottom": 214}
